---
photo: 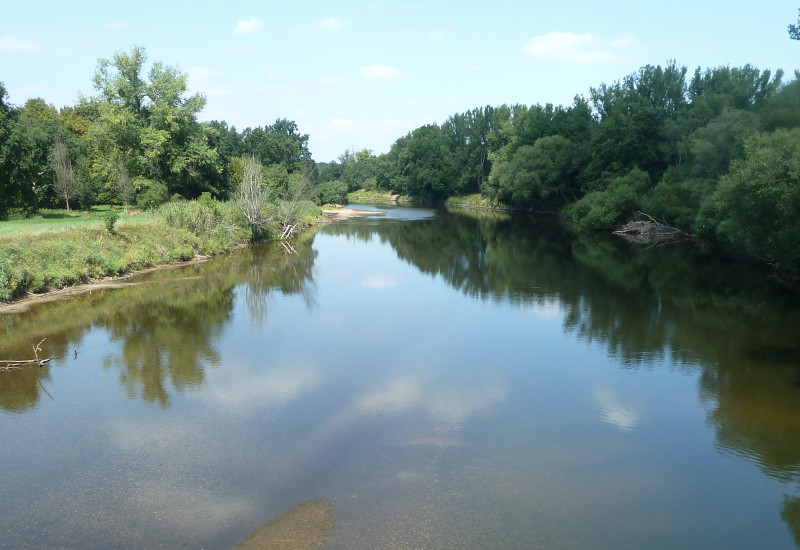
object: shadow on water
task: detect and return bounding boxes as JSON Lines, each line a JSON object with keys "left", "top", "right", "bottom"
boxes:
{"left": 0, "top": 235, "right": 318, "bottom": 410}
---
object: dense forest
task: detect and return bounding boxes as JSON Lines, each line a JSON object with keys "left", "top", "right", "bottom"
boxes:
{"left": 318, "top": 62, "right": 800, "bottom": 270}
{"left": 0, "top": 46, "right": 314, "bottom": 218}
{"left": 2, "top": 35, "right": 800, "bottom": 270}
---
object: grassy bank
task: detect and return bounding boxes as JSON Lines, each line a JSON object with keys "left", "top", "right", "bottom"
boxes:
{"left": 0, "top": 199, "right": 322, "bottom": 303}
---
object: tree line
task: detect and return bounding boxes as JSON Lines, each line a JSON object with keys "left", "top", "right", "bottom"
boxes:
{"left": 318, "top": 60, "right": 800, "bottom": 270}
{"left": 0, "top": 45, "right": 314, "bottom": 219}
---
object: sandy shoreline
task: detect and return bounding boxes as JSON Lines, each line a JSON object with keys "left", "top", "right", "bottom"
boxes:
{"left": 322, "top": 206, "right": 386, "bottom": 220}
{"left": 0, "top": 207, "right": 385, "bottom": 315}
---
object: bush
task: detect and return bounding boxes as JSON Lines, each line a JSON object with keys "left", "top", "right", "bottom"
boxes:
{"left": 136, "top": 180, "right": 169, "bottom": 210}
{"left": 316, "top": 180, "right": 349, "bottom": 205}
{"left": 104, "top": 209, "right": 120, "bottom": 233}
{"left": 696, "top": 129, "right": 800, "bottom": 267}
{"left": 572, "top": 168, "right": 650, "bottom": 230}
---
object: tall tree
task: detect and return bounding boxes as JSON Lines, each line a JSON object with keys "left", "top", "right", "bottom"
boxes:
{"left": 52, "top": 139, "right": 77, "bottom": 212}
{"left": 87, "top": 46, "right": 220, "bottom": 202}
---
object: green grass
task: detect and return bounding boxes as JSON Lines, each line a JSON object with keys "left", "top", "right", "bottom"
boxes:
{"left": 0, "top": 206, "right": 148, "bottom": 236}
{"left": 0, "top": 199, "right": 324, "bottom": 303}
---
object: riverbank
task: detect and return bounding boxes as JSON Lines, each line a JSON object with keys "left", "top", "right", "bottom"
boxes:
{"left": 0, "top": 204, "right": 385, "bottom": 312}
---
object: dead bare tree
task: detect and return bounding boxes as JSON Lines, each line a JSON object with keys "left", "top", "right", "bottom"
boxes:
{"left": 52, "top": 139, "right": 77, "bottom": 213}
{"left": 237, "top": 156, "right": 272, "bottom": 234}
{"left": 114, "top": 160, "right": 135, "bottom": 213}
{"left": 277, "top": 173, "right": 313, "bottom": 240}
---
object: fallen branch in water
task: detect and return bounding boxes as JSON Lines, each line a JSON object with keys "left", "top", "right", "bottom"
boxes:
{"left": 613, "top": 212, "right": 690, "bottom": 243}
{"left": 0, "top": 340, "right": 78, "bottom": 372}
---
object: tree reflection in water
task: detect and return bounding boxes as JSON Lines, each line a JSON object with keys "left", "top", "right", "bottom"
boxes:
{"left": 0, "top": 236, "right": 318, "bottom": 410}
{"left": 325, "top": 207, "right": 800, "bottom": 543}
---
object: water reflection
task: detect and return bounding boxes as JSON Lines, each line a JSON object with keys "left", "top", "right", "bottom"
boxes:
{"left": 324, "top": 206, "right": 800, "bottom": 544}
{"left": 2, "top": 207, "right": 800, "bottom": 546}
{"left": 0, "top": 237, "right": 318, "bottom": 411}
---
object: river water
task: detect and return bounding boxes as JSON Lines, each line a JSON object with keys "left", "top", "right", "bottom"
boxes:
{"left": 1, "top": 205, "right": 800, "bottom": 549}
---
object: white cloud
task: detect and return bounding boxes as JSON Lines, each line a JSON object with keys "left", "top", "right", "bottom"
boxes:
{"left": 201, "top": 363, "right": 320, "bottom": 413}
{"left": 362, "top": 274, "right": 401, "bottom": 289}
{"left": 328, "top": 118, "right": 357, "bottom": 128}
{"left": 0, "top": 35, "right": 44, "bottom": 53}
{"left": 522, "top": 32, "right": 634, "bottom": 63}
{"left": 359, "top": 65, "right": 402, "bottom": 80}
{"left": 105, "top": 22, "right": 127, "bottom": 30}
{"left": 609, "top": 33, "right": 636, "bottom": 47}
{"left": 234, "top": 18, "right": 264, "bottom": 34}
{"left": 316, "top": 18, "right": 344, "bottom": 31}
{"left": 594, "top": 387, "right": 639, "bottom": 431}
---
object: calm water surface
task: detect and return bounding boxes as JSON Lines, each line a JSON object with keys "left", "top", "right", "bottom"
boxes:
{"left": 1, "top": 206, "right": 800, "bottom": 549}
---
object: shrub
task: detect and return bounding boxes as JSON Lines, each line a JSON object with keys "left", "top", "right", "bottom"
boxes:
{"left": 136, "top": 180, "right": 169, "bottom": 210}
{"left": 316, "top": 180, "right": 349, "bottom": 205}
{"left": 572, "top": 168, "right": 650, "bottom": 230}
{"left": 104, "top": 209, "right": 120, "bottom": 233}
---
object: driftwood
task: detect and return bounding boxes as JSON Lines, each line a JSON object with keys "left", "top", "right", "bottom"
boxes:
{"left": 0, "top": 339, "right": 76, "bottom": 372}
{"left": 613, "top": 212, "right": 690, "bottom": 243}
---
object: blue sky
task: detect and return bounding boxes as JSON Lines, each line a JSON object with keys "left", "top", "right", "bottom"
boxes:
{"left": 2, "top": 1, "right": 799, "bottom": 162}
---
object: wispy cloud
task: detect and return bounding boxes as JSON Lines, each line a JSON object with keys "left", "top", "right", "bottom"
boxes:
{"left": 316, "top": 18, "right": 344, "bottom": 31}
{"left": 594, "top": 387, "right": 639, "bottom": 431}
{"left": 362, "top": 274, "right": 401, "bottom": 289}
{"left": 359, "top": 65, "right": 402, "bottom": 80}
{"left": 522, "top": 32, "right": 634, "bottom": 63}
{"left": 0, "top": 35, "right": 44, "bottom": 53}
{"left": 234, "top": 18, "right": 264, "bottom": 34}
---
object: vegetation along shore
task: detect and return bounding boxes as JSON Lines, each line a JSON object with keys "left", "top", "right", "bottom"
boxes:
{"left": 3, "top": 24, "right": 800, "bottom": 305}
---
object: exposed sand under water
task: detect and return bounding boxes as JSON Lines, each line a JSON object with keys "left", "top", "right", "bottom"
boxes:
{"left": 231, "top": 500, "right": 334, "bottom": 550}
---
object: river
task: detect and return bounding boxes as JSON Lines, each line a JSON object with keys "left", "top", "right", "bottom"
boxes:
{"left": 1, "top": 205, "right": 800, "bottom": 549}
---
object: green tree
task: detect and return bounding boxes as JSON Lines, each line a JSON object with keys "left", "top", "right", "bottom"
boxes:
{"left": 87, "top": 45, "right": 221, "bottom": 200}
{"left": 696, "top": 129, "right": 800, "bottom": 267}
{"left": 789, "top": 9, "right": 800, "bottom": 40}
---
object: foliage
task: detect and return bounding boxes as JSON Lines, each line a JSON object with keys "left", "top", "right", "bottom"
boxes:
{"left": 136, "top": 179, "right": 168, "bottom": 210}
{"left": 789, "top": 9, "right": 800, "bottom": 40}
{"left": 696, "top": 129, "right": 800, "bottom": 267}
{"left": 571, "top": 168, "right": 650, "bottom": 230}
{"left": 316, "top": 180, "right": 349, "bottom": 205}
{"left": 104, "top": 209, "right": 120, "bottom": 233}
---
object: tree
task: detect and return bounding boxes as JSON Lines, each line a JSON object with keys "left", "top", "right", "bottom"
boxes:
{"left": 52, "top": 139, "right": 77, "bottom": 212}
{"left": 0, "top": 90, "right": 56, "bottom": 218}
{"left": 87, "top": 46, "right": 220, "bottom": 199}
{"left": 696, "top": 129, "right": 800, "bottom": 267}
{"left": 789, "top": 9, "right": 800, "bottom": 40}
{"left": 236, "top": 156, "right": 271, "bottom": 234}
{"left": 114, "top": 159, "right": 134, "bottom": 212}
